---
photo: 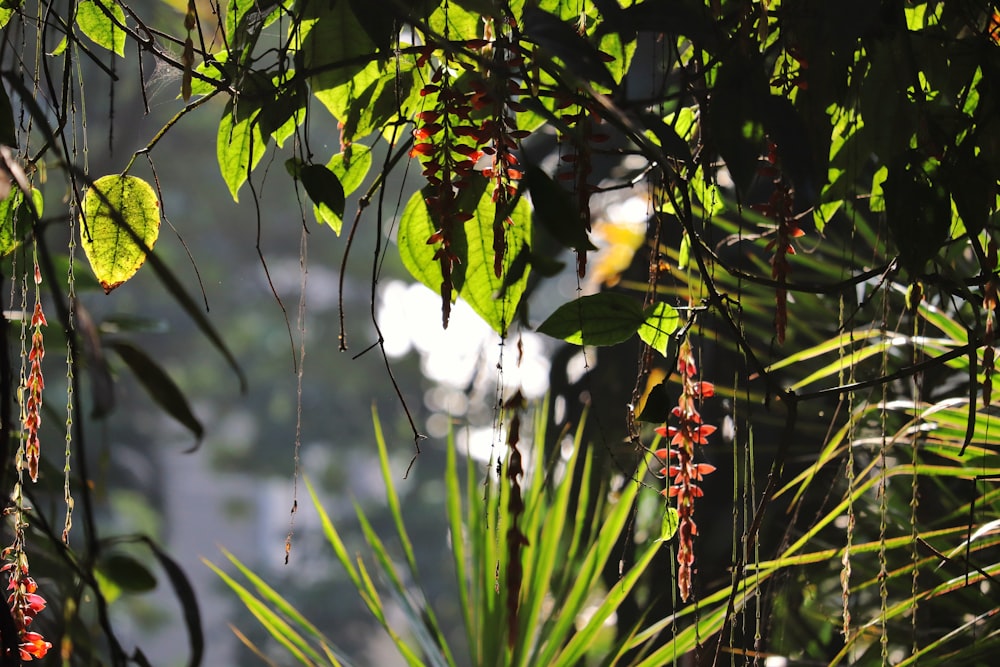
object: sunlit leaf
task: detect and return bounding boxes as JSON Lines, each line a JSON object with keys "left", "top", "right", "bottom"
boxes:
{"left": 188, "top": 50, "right": 229, "bottom": 98}
{"left": 294, "top": 0, "right": 379, "bottom": 136}
{"left": 398, "top": 182, "right": 531, "bottom": 335}
{"left": 327, "top": 144, "right": 372, "bottom": 196}
{"left": 80, "top": 174, "right": 160, "bottom": 293}
{"left": 77, "top": 0, "right": 126, "bottom": 57}
{"left": 217, "top": 101, "right": 266, "bottom": 202}
{"left": 638, "top": 301, "right": 679, "bottom": 356}
{"left": 0, "top": 187, "right": 42, "bottom": 255}
{"left": 657, "top": 507, "right": 680, "bottom": 542}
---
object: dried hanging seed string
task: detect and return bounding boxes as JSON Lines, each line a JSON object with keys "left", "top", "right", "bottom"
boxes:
{"left": 878, "top": 289, "right": 890, "bottom": 665}
{"left": 64, "top": 201, "right": 77, "bottom": 544}
{"left": 841, "top": 292, "right": 856, "bottom": 644}
{"left": 909, "top": 291, "right": 923, "bottom": 656}
{"left": 62, "top": 47, "right": 89, "bottom": 546}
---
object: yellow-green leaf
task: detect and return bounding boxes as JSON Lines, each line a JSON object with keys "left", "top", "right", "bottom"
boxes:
{"left": 313, "top": 145, "right": 372, "bottom": 234}
{"left": 0, "top": 187, "right": 42, "bottom": 256}
{"left": 77, "top": 0, "right": 126, "bottom": 57}
{"left": 656, "top": 507, "right": 680, "bottom": 542}
{"left": 638, "top": 302, "right": 680, "bottom": 356}
{"left": 217, "top": 101, "right": 266, "bottom": 201}
{"left": 80, "top": 175, "right": 160, "bottom": 293}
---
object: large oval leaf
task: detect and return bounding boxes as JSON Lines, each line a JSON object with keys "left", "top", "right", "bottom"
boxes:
{"left": 398, "top": 181, "right": 531, "bottom": 335}
{"left": 80, "top": 175, "right": 160, "bottom": 293}
{"left": 537, "top": 292, "right": 645, "bottom": 346}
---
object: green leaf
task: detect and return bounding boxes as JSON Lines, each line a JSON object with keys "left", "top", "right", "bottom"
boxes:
{"left": 300, "top": 164, "right": 345, "bottom": 232}
{"left": 77, "top": 0, "right": 126, "bottom": 57}
{"left": 657, "top": 507, "right": 680, "bottom": 542}
{"left": 868, "top": 164, "right": 888, "bottom": 213}
{"left": 429, "top": 0, "right": 481, "bottom": 38}
{"left": 257, "top": 79, "right": 307, "bottom": 147}
{"left": 813, "top": 200, "right": 842, "bottom": 234}
{"left": 217, "top": 101, "right": 266, "bottom": 202}
{"left": 189, "top": 51, "right": 229, "bottom": 98}
{"left": 537, "top": 292, "right": 646, "bottom": 346}
{"left": 677, "top": 230, "right": 690, "bottom": 269}
{"left": 524, "top": 164, "right": 596, "bottom": 253}
{"left": 97, "top": 553, "right": 157, "bottom": 593}
{"left": 638, "top": 301, "right": 679, "bottom": 355}
{"left": 80, "top": 174, "right": 160, "bottom": 293}
{"left": 328, "top": 144, "right": 372, "bottom": 196}
{"left": 108, "top": 340, "right": 203, "bottom": 447}
{"left": 294, "top": 0, "right": 378, "bottom": 127}
{"left": 0, "top": 187, "right": 41, "bottom": 256}
{"left": 398, "top": 182, "right": 531, "bottom": 335}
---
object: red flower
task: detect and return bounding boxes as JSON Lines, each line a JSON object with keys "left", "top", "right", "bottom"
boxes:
{"left": 19, "top": 631, "right": 51, "bottom": 660}
{"left": 24, "top": 593, "right": 45, "bottom": 614}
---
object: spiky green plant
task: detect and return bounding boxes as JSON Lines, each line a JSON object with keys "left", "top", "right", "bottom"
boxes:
{"left": 207, "top": 404, "right": 674, "bottom": 666}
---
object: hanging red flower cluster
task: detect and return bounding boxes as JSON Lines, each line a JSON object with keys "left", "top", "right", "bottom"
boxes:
{"left": 754, "top": 141, "right": 803, "bottom": 344}
{"left": 654, "top": 339, "right": 716, "bottom": 602}
{"left": 3, "top": 258, "right": 52, "bottom": 662}
{"left": 24, "top": 264, "right": 46, "bottom": 483}
{"left": 410, "top": 47, "right": 482, "bottom": 327}
{"left": 477, "top": 16, "right": 529, "bottom": 277}
{"left": 409, "top": 18, "right": 527, "bottom": 326}
{"left": 2, "top": 558, "right": 52, "bottom": 661}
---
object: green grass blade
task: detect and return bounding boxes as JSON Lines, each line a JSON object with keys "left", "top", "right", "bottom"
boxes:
{"left": 370, "top": 406, "right": 457, "bottom": 667}
{"left": 219, "top": 547, "right": 333, "bottom": 648}
{"left": 353, "top": 555, "right": 426, "bottom": 667}
{"left": 554, "top": 538, "right": 663, "bottom": 665}
{"left": 533, "top": 454, "right": 646, "bottom": 666}
{"left": 516, "top": 433, "right": 582, "bottom": 666}
{"left": 305, "top": 477, "right": 364, "bottom": 594}
{"left": 203, "top": 559, "right": 322, "bottom": 666}
{"left": 445, "top": 429, "right": 475, "bottom": 659}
